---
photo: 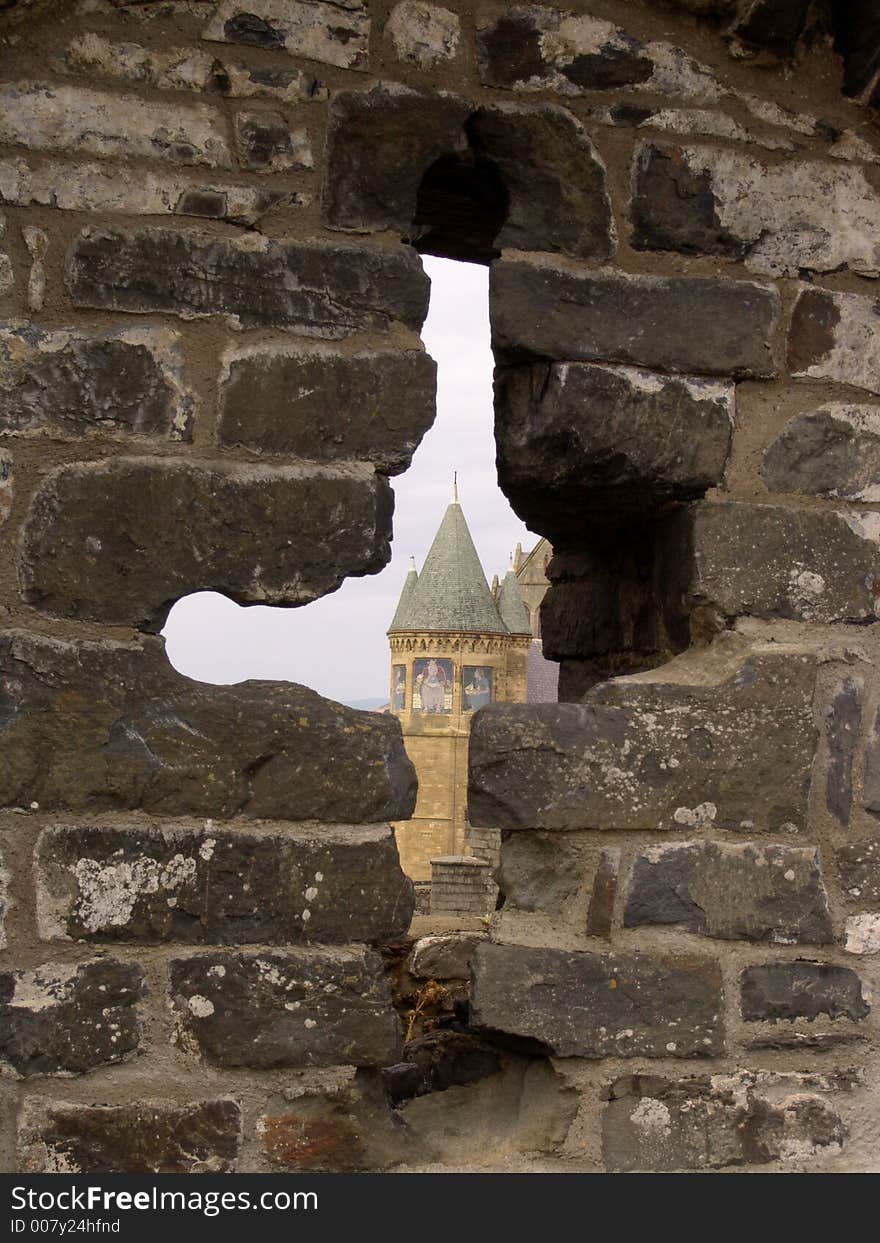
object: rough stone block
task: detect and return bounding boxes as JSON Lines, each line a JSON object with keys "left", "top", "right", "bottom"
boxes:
{"left": 844, "top": 913, "right": 880, "bottom": 954}
{"left": 762, "top": 405, "right": 880, "bottom": 502}
{"left": 217, "top": 343, "right": 436, "bottom": 473}
{"left": 322, "top": 85, "right": 613, "bottom": 261}
{"left": 260, "top": 1108, "right": 367, "bottom": 1171}
{"left": 789, "top": 288, "right": 880, "bottom": 397}
{"left": 0, "top": 81, "right": 230, "bottom": 167}
{"left": 491, "top": 259, "right": 779, "bottom": 378}
{"left": 169, "top": 948, "right": 401, "bottom": 1068}
{"left": 0, "top": 960, "right": 143, "bottom": 1078}
{"left": 632, "top": 142, "right": 880, "bottom": 277}
{"left": 495, "top": 361, "right": 733, "bottom": 530}
{"left": 865, "top": 707, "right": 880, "bottom": 814}
{"left": 740, "top": 962, "right": 869, "bottom": 1022}
{"left": 233, "top": 109, "right": 312, "bottom": 170}
{"left": 0, "top": 155, "right": 297, "bottom": 227}
{"left": 603, "top": 1072, "right": 846, "bottom": 1172}
{"left": 408, "top": 933, "right": 485, "bottom": 979}
{"left": 471, "top": 942, "right": 723, "bottom": 1057}
{"left": 498, "top": 831, "right": 587, "bottom": 911}
{"left": 476, "top": 4, "right": 723, "bottom": 102}
{"left": 624, "top": 842, "right": 833, "bottom": 944}
{"left": 824, "top": 676, "right": 862, "bottom": 825}
{"left": 18, "top": 1099, "right": 240, "bottom": 1173}
{"left": 0, "top": 629, "right": 416, "bottom": 822}
{"left": 469, "top": 642, "right": 816, "bottom": 832}
{"left": 203, "top": 0, "right": 370, "bottom": 70}
{"left": 586, "top": 848, "right": 620, "bottom": 938}
{"left": 0, "top": 452, "right": 12, "bottom": 533}
{"left": 837, "top": 839, "right": 880, "bottom": 906}
{"left": 386, "top": 2, "right": 460, "bottom": 67}
{"left": 37, "top": 823, "right": 413, "bottom": 945}
{"left": 20, "top": 457, "right": 392, "bottom": 629}
{"left": 66, "top": 227, "right": 430, "bottom": 336}
{"left": 681, "top": 500, "right": 880, "bottom": 623}
{"left": 0, "top": 323, "right": 192, "bottom": 440}
{"left": 0, "top": 844, "right": 8, "bottom": 950}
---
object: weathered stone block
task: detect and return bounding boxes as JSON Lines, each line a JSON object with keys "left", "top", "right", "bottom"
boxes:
{"left": 495, "top": 361, "right": 733, "bottom": 530}
{"left": 824, "top": 676, "right": 862, "bottom": 825}
{"left": 0, "top": 960, "right": 143, "bottom": 1077}
{"left": 203, "top": 0, "right": 370, "bottom": 69}
{"left": 603, "top": 1072, "right": 846, "bottom": 1172}
{"left": 498, "top": 831, "right": 586, "bottom": 912}
{"left": 260, "top": 1108, "right": 368, "bottom": 1171}
{"left": 0, "top": 844, "right": 8, "bottom": 950}
{"left": 586, "top": 848, "right": 620, "bottom": 938}
{"left": 0, "top": 452, "right": 12, "bottom": 532}
{"left": 20, "top": 458, "right": 392, "bottom": 629}
{"left": 845, "top": 913, "right": 880, "bottom": 954}
{"left": 471, "top": 942, "right": 723, "bottom": 1057}
{"left": 66, "top": 227, "right": 430, "bottom": 336}
{"left": 740, "top": 962, "right": 869, "bottom": 1022}
{"left": 837, "top": 839, "right": 880, "bottom": 906}
{"left": 233, "top": 109, "right": 312, "bottom": 170}
{"left": 469, "top": 642, "right": 816, "bottom": 832}
{"left": 169, "top": 948, "right": 401, "bottom": 1067}
{"left": 0, "top": 323, "right": 192, "bottom": 440}
{"left": 762, "top": 405, "right": 880, "bottom": 502}
{"left": 0, "top": 155, "right": 297, "bottom": 226}
{"left": 681, "top": 501, "right": 880, "bottom": 623}
{"left": 789, "top": 288, "right": 880, "bottom": 397}
{"left": 322, "top": 85, "right": 613, "bottom": 261}
{"left": 38, "top": 823, "right": 413, "bottom": 945}
{"left": 624, "top": 842, "right": 833, "bottom": 944}
{"left": 18, "top": 1099, "right": 240, "bottom": 1173}
{"left": 386, "top": 2, "right": 460, "bottom": 67}
{"left": 0, "top": 81, "right": 230, "bottom": 167}
{"left": 491, "top": 259, "right": 779, "bottom": 378}
{"left": 217, "top": 344, "right": 436, "bottom": 472}
{"left": 476, "top": 4, "right": 722, "bottom": 102}
{"left": 632, "top": 142, "right": 880, "bottom": 277}
{"left": 865, "top": 707, "right": 880, "bottom": 815}
{"left": 408, "top": 933, "right": 485, "bottom": 979}
{"left": 0, "top": 629, "right": 416, "bottom": 822}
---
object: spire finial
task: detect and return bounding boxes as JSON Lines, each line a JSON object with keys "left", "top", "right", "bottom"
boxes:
{"left": 453, "top": 470, "right": 458, "bottom": 503}
{"left": 409, "top": 555, "right": 416, "bottom": 571}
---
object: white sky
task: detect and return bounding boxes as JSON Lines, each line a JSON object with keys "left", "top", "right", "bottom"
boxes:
{"left": 162, "top": 257, "right": 537, "bottom": 704}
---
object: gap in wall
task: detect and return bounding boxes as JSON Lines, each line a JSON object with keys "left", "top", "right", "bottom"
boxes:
{"left": 162, "top": 257, "right": 538, "bottom": 708}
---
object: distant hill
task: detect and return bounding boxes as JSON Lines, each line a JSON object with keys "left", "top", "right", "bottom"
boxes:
{"left": 341, "top": 697, "right": 389, "bottom": 712}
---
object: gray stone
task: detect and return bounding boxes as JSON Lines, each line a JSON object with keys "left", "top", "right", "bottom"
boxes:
{"left": 740, "top": 962, "right": 869, "bottom": 1022}
{"left": 498, "top": 831, "right": 586, "bottom": 912}
{"left": 837, "top": 839, "right": 880, "bottom": 906}
{"left": 491, "top": 258, "right": 779, "bottom": 378}
{"left": 469, "top": 642, "right": 816, "bottom": 833}
{"left": 18, "top": 1098, "right": 241, "bottom": 1173}
{"left": 586, "top": 848, "right": 620, "bottom": 938}
{"left": 20, "top": 457, "right": 392, "bottom": 630}
{"left": 471, "top": 942, "right": 724, "bottom": 1057}
{"left": 0, "top": 452, "right": 11, "bottom": 532}
{"left": 0, "top": 155, "right": 297, "bottom": 227}
{"left": 0, "top": 629, "right": 416, "bottom": 823}
{"left": 408, "top": 933, "right": 485, "bottom": 979}
{"left": 233, "top": 109, "right": 312, "bottom": 170}
{"left": 632, "top": 142, "right": 880, "bottom": 277}
{"left": 386, "top": 2, "right": 460, "bottom": 68}
{"left": 824, "top": 676, "right": 862, "bottom": 825}
{"left": 788, "top": 288, "right": 880, "bottom": 397}
{"left": 730, "top": 0, "right": 815, "bottom": 57}
{"left": 0, "top": 844, "right": 8, "bottom": 950}
{"left": 0, "top": 81, "right": 230, "bottom": 167}
{"left": 203, "top": 0, "right": 371, "bottom": 70}
{"left": 495, "top": 361, "right": 733, "bottom": 531}
{"left": 322, "top": 85, "right": 613, "bottom": 261}
{"left": 680, "top": 500, "right": 880, "bottom": 623}
{"left": 762, "top": 405, "right": 880, "bottom": 500}
{"left": 0, "top": 960, "right": 143, "bottom": 1077}
{"left": 603, "top": 1072, "right": 846, "bottom": 1172}
{"left": 476, "top": 4, "right": 723, "bottom": 102}
{"left": 865, "top": 707, "right": 880, "bottom": 815}
{"left": 169, "top": 948, "right": 401, "bottom": 1068}
{"left": 0, "top": 323, "right": 192, "bottom": 440}
{"left": 624, "top": 841, "right": 833, "bottom": 944}
{"left": 217, "top": 344, "right": 436, "bottom": 473}
{"left": 38, "top": 823, "right": 413, "bottom": 945}
{"left": 66, "top": 227, "right": 430, "bottom": 336}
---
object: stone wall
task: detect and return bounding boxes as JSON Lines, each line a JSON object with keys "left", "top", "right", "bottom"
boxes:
{"left": 1, "top": 0, "right": 879, "bottom": 1173}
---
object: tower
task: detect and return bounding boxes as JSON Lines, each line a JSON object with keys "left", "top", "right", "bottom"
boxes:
{"left": 387, "top": 492, "right": 531, "bottom": 882}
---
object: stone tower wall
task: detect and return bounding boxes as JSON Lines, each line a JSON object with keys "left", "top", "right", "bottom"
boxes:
{"left": 0, "top": 0, "right": 879, "bottom": 1172}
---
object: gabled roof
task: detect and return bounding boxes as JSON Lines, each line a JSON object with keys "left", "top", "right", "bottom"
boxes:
{"left": 388, "top": 500, "right": 508, "bottom": 635}
{"left": 496, "top": 567, "right": 532, "bottom": 635}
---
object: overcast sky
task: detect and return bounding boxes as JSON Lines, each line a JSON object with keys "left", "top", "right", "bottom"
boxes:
{"left": 162, "top": 257, "right": 537, "bottom": 704}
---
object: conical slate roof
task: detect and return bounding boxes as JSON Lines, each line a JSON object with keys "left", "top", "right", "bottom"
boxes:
{"left": 388, "top": 557, "right": 418, "bottom": 631}
{"left": 497, "top": 567, "right": 532, "bottom": 635}
{"left": 388, "top": 501, "right": 508, "bottom": 634}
